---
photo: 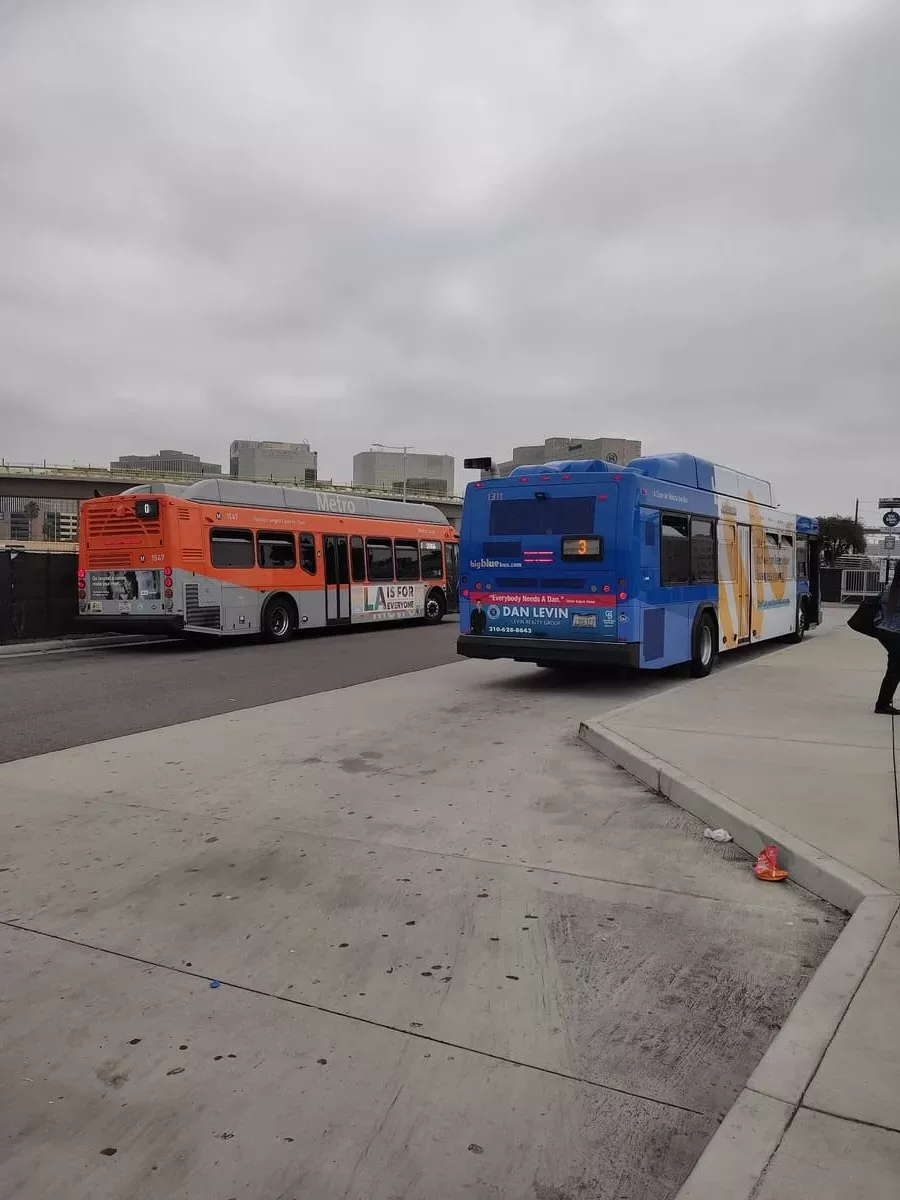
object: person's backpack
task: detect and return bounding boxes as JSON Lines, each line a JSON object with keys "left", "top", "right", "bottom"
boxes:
{"left": 847, "top": 596, "right": 880, "bottom": 639}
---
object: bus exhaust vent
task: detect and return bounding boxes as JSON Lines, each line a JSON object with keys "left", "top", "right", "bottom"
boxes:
{"left": 87, "top": 551, "right": 130, "bottom": 568}
{"left": 184, "top": 583, "right": 221, "bottom": 630}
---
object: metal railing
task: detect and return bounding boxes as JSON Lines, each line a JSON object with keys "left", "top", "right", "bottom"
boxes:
{"left": 0, "top": 461, "right": 462, "bottom": 506}
{"left": 840, "top": 567, "right": 885, "bottom": 604}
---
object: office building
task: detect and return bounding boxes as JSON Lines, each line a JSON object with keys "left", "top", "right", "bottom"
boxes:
{"left": 229, "top": 440, "right": 318, "bottom": 485}
{"left": 110, "top": 449, "right": 222, "bottom": 479}
{"left": 0, "top": 496, "right": 79, "bottom": 544}
{"left": 352, "top": 450, "right": 455, "bottom": 497}
{"left": 490, "top": 436, "right": 642, "bottom": 476}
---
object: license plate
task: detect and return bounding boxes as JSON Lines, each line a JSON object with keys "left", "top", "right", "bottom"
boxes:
{"left": 572, "top": 613, "right": 597, "bottom": 629}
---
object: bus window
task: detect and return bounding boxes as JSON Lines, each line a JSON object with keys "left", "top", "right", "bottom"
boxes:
{"left": 660, "top": 514, "right": 690, "bottom": 585}
{"left": 765, "top": 532, "right": 781, "bottom": 583}
{"left": 488, "top": 496, "right": 595, "bottom": 537}
{"left": 210, "top": 528, "right": 255, "bottom": 568}
{"left": 796, "top": 536, "right": 808, "bottom": 580}
{"left": 420, "top": 540, "right": 444, "bottom": 580}
{"left": 258, "top": 531, "right": 296, "bottom": 569}
{"left": 299, "top": 533, "right": 317, "bottom": 575}
{"left": 366, "top": 538, "right": 394, "bottom": 581}
{"left": 690, "top": 518, "right": 716, "bottom": 583}
{"left": 395, "top": 540, "right": 420, "bottom": 581}
{"left": 782, "top": 535, "right": 795, "bottom": 580}
{"left": 350, "top": 535, "right": 366, "bottom": 582}
{"left": 718, "top": 523, "right": 736, "bottom": 582}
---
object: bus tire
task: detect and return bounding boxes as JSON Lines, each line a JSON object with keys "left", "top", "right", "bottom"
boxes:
{"left": 423, "top": 589, "right": 446, "bottom": 625}
{"left": 261, "top": 594, "right": 297, "bottom": 643}
{"left": 789, "top": 597, "right": 808, "bottom": 643}
{"left": 690, "top": 611, "right": 717, "bottom": 678}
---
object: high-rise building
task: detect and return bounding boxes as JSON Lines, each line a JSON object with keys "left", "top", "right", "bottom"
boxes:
{"left": 110, "top": 449, "right": 222, "bottom": 478}
{"left": 489, "top": 436, "right": 642, "bottom": 476}
{"left": 352, "top": 449, "right": 455, "bottom": 497}
{"left": 229, "top": 440, "right": 318, "bottom": 485}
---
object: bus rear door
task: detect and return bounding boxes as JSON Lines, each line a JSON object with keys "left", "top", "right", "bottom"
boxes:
{"left": 445, "top": 541, "right": 459, "bottom": 613}
{"left": 323, "top": 535, "right": 351, "bottom": 625}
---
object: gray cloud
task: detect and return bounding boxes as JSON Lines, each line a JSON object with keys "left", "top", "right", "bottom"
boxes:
{"left": 0, "top": 0, "right": 897, "bottom": 514}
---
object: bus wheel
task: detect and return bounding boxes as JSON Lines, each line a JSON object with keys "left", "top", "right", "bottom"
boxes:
{"left": 423, "top": 589, "right": 446, "bottom": 625}
{"left": 790, "top": 598, "right": 808, "bottom": 643}
{"left": 262, "top": 595, "right": 296, "bottom": 643}
{"left": 690, "top": 612, "right": 717, "bottom": 678}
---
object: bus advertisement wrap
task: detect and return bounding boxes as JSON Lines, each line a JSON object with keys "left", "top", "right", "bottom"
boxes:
{"left": 352, "top": 584, "right": 425, "bottom": 622}
{"left": 470, "top": 592, "right": 616, "bottom": 640}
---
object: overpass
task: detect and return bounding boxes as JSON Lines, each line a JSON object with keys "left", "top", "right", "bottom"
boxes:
{"left": 0, "top": 463, "right": 463, "bottom": 529}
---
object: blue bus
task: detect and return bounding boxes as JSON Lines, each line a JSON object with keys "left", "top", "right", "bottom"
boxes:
{"left": 457, "top": 453, "right": 820, "bottom": 675}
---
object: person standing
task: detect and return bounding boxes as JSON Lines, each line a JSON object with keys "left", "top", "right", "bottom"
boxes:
{"left": 874, "top": 562, "right": 900, "bottom": 715}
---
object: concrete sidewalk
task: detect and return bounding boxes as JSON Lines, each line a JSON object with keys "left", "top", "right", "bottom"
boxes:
{"left": 581, "top": 618, "right": 900, "bottom": 1199}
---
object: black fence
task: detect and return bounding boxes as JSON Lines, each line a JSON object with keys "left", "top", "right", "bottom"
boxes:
{"left": 0, "top": 550, "right": 78, "bottom": 643}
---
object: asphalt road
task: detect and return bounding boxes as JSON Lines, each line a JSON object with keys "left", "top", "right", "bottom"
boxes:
{"left": 0, "top": 620, "right": 460, "bottom": 763}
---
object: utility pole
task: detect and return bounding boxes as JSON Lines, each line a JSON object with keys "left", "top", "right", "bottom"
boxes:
{"left": 372, "top": 443, "right": 414, "bottom": 500}
{"left": 854, "top": 498, "right": 859, "bottom": 524}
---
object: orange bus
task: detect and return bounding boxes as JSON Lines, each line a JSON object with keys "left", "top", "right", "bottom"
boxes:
{"left": 77, "top": 479, "right": 459, "bottom": 642}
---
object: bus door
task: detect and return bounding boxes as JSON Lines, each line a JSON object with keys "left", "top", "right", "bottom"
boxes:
{"left": 445, "top": 541, "right": 460, "bottom": 613}
{"left": 807, "top": 536, "right": 821, "bottom": 624}
{"left": 737, "top": 525, "right": 752, "bottom": 641}
{"left": 323, "top": 535, "right": 351, "bottom": 626}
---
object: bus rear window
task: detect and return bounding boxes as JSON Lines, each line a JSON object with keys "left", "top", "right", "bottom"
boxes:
{"left": 488, "top": 497, "right": 596, "bottom": 537}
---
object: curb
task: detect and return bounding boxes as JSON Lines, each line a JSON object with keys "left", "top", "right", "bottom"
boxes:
{"left": 0, "top": 634, "right": 161, "bottom": 659}
{"left": 578, "top": 715, "right": 899, "bottom": 1200}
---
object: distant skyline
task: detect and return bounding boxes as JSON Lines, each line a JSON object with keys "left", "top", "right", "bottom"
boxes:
{"left": 2, "top": 1, "right": 898, "bottom": 517}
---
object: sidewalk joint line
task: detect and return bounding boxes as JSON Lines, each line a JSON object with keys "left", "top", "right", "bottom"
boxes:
{"left": 0, "top": 917, "right": 712, "bottom": 1122}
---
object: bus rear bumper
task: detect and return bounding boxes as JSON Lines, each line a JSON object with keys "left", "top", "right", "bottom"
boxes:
{"left": 457, "top": 634, "right": 641, "bottom": 669}
{"left": 75, "top": 615, "right": 184, "bottom": 637}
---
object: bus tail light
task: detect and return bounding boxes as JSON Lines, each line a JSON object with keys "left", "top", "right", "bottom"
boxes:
{"left": 78, "top": 589, "right": 86, "bottom": 600}
{"left": 618, "top": 592, "right": 628, "bottom": 602}
{"left": 461, "top": 588, "right": 470, "bottom": 599}
{"left": 164, "top": 588, "right": 174, "bottom": 599}
{"left": 602, "top": 584, "right": 611, "bottom": 593}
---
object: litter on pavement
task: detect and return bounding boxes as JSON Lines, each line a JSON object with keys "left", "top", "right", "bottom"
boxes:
{"left": 753, "top": 845, "right": 789, "bottom": 882}
{"left": 703, "top": 828, "right": 733, "bottom": 843}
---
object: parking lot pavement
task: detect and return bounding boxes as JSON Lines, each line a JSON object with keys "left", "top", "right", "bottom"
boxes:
{"left": 0, "top": 658, "right": 843, "bottom": 1199}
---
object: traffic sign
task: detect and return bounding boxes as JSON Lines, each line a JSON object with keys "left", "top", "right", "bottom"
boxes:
{"left": 883, "top": 510, "right": 900, "bottom": 528}
{"left": 885, "top": 535, "right": 896, "bottom": 550}
{"left": 880, "top": 498, "right": 900, "bottom": 508}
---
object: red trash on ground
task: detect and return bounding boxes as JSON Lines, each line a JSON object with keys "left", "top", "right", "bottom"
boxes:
{"left": 753, "top": 845, "right": 789, "bottom": 882}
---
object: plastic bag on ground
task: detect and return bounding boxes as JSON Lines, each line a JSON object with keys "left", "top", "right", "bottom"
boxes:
{"left": 753, "top": 845, "right": 789, "bottom": 882}
{"left": 703, "top": 828, "right": 733, "bottom": 843}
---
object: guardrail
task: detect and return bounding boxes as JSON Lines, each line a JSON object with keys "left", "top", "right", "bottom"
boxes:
{"left": 0, "top": 462, "right": 462, "bottom": 506}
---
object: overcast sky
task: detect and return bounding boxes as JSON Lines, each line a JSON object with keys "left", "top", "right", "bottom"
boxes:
{"left": 1, "top": 0, "right": 897, "bottom": 515}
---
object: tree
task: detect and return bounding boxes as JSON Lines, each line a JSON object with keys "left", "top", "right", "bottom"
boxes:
{"left": 23, "top": 500, "right": 41, "bottom": 539}
{"left": 817, "top": 515, "right": 867, "bottom": 564}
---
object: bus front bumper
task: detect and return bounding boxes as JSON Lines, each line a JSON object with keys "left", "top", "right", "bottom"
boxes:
{"left": 457, "top": 634, "right": 641, "bottom": 669}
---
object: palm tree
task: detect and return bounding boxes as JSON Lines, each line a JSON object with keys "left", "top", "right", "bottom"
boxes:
{"left": 23, "top": 500, "right": 41, "bottom": 539}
